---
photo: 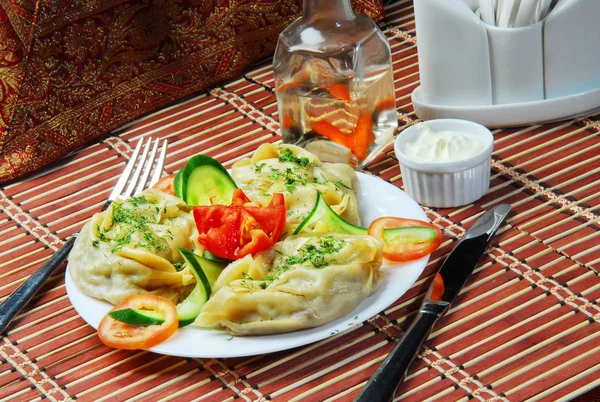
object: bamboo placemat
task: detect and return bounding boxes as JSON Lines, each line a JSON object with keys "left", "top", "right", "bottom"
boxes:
{"left": 2, "top": 1, "right": 600, "bottom": 401}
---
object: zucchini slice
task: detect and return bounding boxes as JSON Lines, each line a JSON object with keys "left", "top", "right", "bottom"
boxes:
{"left": 108, "top": 308, "right": 165, "bottom": 326}
{"left": 175, "top": 155, "right": 237, "bottom": 206}
{"left": 293, "top": 192, "right": 368, "bottom": 235}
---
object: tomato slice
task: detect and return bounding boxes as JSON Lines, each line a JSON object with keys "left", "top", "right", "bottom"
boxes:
{"left": 368, "top": 217, "right": 442, "bottom": 262}
{"left": 193, "top": 190, "right": 286, "bottom": 260}
{"left": 97, "top": 295, "right": 178, "bottom": 350}
{"left": 152, "top": 174, "right": 176, "bottom": 195}
{"left": 429, "top": 273, "right": 445, "bottom": 301}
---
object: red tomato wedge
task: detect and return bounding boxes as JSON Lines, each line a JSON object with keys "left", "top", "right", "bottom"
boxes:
{"left": 193, "top": 189, "right": 286, "bottom": 260}
{"left": 97, "top": 295, "right": 178, "bottom": 350}
{"left": 368, "top": 217, "right": 442, "bottom": 262}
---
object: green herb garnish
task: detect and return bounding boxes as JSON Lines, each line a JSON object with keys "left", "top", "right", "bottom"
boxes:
{"left": 254, "top": 162, "right": 266, "bottom": 173}
{"left": 270, "top": 167, "right": 314, "bottom": 193}
{"left": 128, "top": 195, "right": 149, "bottom": 207}
{"left": 95, "top": 198, "right": 170, "bottom": 253}
{"left": 278, "top": 148, "right": 312, "bottom": 167}
{"left": 264, "top": 236, "right": 346, "bottom": 282}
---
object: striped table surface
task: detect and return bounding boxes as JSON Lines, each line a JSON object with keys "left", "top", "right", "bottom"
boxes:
{"left": 2, "top": 1, "right": 600, "bottom": 401}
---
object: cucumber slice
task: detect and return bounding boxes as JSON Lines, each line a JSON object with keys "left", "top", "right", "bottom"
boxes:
{"left": 203, "top": 250, "right": 231, "bottom": 265}
{"left": 196, "top": 254, "right": 227, "bottom": 285}
{"left": 174, "top": 169, "right": 184, "bottom": 198}
{"left": 177, "top": 249, "right": 213, "bottom": 327}
{"left": 382, "top": 227, "right": 438, "bottom": 245}
{"left": 108, "top": 308, "right": 165, "bottom": 326}
{"left": 177, "top": 155, "right": 237, "bottom": 206}
{"left": 293, "top": 192, "right": 368, "bottom": 235}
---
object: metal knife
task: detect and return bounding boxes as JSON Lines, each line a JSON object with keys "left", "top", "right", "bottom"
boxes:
{"left": 355, "top": 204, "right": 512, "bottom": 402}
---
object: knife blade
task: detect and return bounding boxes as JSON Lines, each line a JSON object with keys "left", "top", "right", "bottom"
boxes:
{"left": 355, "top": 204, "right": 511, "bottom": 402}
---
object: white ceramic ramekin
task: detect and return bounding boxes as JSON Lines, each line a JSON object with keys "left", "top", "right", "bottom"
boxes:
{"left": 394, "top": 119, "right": 494, "bottom": 208}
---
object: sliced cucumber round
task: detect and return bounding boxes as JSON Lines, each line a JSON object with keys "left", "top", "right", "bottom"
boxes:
{"left": 203, "top": 250, "right": 231, "bottom": 265}
{"left": 176, "top": 248, "right": 226, "bottom": 327}
{"left": 174, "top": 169, "right": 184, "bottom": 199}
{"left": 108, "top": 308, "right": 165, "bottom": 326}
{"left": 382, "top": 226, "right": 438, "bottom": 245}
{"left": 293, "top": 192, "right": 367, "bottom": 235}
{"left": 197, "top": 254, "right": 227, "bottom": 285}
{"left": 177, "top": 248, "right": 212, "bottom": 327}
{"left": 176, "top": 155, "right": 237, "bottom": 206}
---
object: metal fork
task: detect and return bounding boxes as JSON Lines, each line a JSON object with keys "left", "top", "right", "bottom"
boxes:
{"left": 0, "top": 137, "right": 168, "bottom": 334}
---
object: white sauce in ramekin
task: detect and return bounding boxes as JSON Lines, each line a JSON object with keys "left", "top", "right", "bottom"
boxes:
{"left": 402, "top": 122, "right": 484, "bottom": 162}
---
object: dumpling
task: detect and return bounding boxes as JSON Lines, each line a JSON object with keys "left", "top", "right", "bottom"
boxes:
{"left": 231, "top": 144, "right": 361, "bottom": 234}
{"left": 68, "top": 188, "right": 196, "bottom": 305}
{"left": 195, "top": 234, "right": 383, "bottom": 335}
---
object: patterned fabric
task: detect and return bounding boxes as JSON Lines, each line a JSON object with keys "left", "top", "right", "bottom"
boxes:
{"left": 0, "top": 0, "right": 384, "bottom": 183}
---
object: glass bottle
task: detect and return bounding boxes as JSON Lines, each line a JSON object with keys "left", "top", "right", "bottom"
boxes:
{"left": 273, "top": 0, "right": 398, "bottom": 167}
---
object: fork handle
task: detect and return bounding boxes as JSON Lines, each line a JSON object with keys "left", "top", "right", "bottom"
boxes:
{"left": 0, "top": 236, "right": 76, "bottom": 335}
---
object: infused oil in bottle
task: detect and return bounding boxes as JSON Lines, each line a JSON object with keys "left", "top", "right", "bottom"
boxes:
{"left": 273, "top": 0, "right": 398, "bottom": 167}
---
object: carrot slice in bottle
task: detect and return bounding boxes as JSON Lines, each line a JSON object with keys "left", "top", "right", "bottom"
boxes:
{"left": 277, "top": 81, "right": 303, "bottom": 92}
{"left": 313, "top": 121, "right": 354, "bottom": 149}
{"left": 352, "top": 113, "right": 373, "bottom": 161}
{"left": 375, "top": 97, "right": 396, "bottom": 111}
{"left": 282, "top": 114, "right": 295, "bottom": 129}
{"left": 326, "top": 84, "right": 351, "bottom": 101}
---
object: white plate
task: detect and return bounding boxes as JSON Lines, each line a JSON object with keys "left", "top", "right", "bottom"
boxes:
{"left": 65, "top": 172, "right": 429, "bottom": 358}
{"left": 412, "top": 85, "right": 600, "bottom": 128}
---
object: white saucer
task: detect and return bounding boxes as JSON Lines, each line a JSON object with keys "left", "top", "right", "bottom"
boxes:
{"left": 411, "top": 85, "right": 600, "bottom": 128}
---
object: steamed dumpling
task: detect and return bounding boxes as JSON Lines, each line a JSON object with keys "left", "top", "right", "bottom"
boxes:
{"left": 195, "top": 234, "right": 383, "bottom": 335}
{"left": 68, "top": 188, "right": 196, "bottom": 305}
{"left": 231, "top": 144, "right": 361, "bottom": 233}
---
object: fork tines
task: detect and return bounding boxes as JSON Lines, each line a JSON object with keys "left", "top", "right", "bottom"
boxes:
{"left": 108, "top": 138, "right": 168, "bottom": 202}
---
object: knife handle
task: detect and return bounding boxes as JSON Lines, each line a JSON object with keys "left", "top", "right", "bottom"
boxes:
{"left": 355, "top": 306, "right": 444, "bottom": 402}
{"left": 0, "top": 237, "right": 75, "bottom": 335}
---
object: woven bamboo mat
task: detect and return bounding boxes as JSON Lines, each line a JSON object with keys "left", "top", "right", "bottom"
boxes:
{"left": 2, "top": 1, "right": 600, "bottom": 401}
